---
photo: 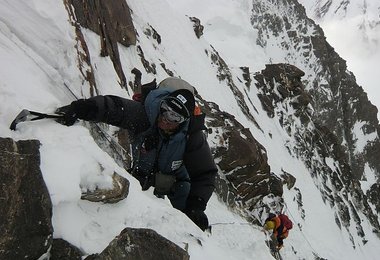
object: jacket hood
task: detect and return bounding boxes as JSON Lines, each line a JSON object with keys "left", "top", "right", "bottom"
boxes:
{"left": 144, "top": 88, "right": 190, "bottom": 139}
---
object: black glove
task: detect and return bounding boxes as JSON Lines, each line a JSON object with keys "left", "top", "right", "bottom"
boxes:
{"left": 131, "top": 171, "right": 155, "bottom": 191}
{"left": 141, "top": 175, "right": 155, "bottom": 191}
{"left": 184, "top": 209, "right": 209, "bottom": 231}
{"left": 55, "top": 104, "right": 78, "bottom": 126}
{"left": 183, "top": 196, "right": 209, "bottom": 231}
{"left": 55, "top": 99, "right": 98, "bottom": 126}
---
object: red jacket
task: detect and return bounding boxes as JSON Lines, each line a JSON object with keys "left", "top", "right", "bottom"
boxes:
{"left": 271, "top": 216, "right": 289, "bottom": 239}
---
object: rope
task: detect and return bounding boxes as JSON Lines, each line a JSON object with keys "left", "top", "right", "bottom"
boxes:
{"left": 210, "top": 221, "right": 267, "bottom": 233}
{"left": 264, "top": 230, "right": 283, "bottom": 260}
{"left": 210, "top": 221, "right": 282, "bottom": 258}
{"left": 12, "top": 38, "right": 131, "bottom": 164}
{"left": 62, "top": 82, "right": 130, "bottom": 162}
{"left": 210, "top": 222, "right": 251, "bottom": 226}
{"left": 282, "top": 203, "right": 322, "bottom": 258}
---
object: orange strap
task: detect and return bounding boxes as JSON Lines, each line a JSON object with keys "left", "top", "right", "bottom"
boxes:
{"left": 194, "top": 104, "right": 202, "bottom": 116}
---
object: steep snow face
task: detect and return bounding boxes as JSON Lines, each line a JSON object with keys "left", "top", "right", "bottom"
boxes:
{"left": 299, "top": 0, "right": 380, "bottom": 118}
{"left": 1, "top": 0, "right": 380, "bottom": 260}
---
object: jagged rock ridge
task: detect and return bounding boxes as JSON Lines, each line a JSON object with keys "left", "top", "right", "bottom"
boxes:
{"left": 246, "top": 0, "right": 380, "bottom": 244}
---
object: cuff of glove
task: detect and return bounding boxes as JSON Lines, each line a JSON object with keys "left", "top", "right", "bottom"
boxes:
{"left": 71, "top": 99, "right": 98, "bottom": 120}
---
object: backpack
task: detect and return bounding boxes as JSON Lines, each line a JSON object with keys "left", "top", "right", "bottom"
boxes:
{"left": 132, "top": 79, "right": 158, "bottom": 103}
{"left": 278, "top": 214, "right": 293, "bottom": 230}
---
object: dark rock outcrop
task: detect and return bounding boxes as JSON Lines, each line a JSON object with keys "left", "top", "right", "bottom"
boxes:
{"left": 255, "top": 63, "right": 311, "bottom": 122}
{"left": 50, "top": 239, "right": 83, "bottom": 260}
{"left": 86, "top": 228, "right": 189, "bottom": 260}
{"left": 189, "top": 17, "right": 204, "bottom": 38}
{"left": 66, "top": 0, "right": 136, "bottom": 48}
{"left": 64, "top": 0, "right": 136, "bottom": 88}
{"left": 0, "top": 138, "right": 53, "bottom": 259}
{"left": 198, "top": 97, "right": 283, "bottom": 215}
{"left": 64, "top": 1, "right": 98, "bottom": 96}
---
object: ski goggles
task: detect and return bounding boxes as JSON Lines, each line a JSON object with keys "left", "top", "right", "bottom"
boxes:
{"left": 159, "top": 100, "right": 188, "bottom": 124}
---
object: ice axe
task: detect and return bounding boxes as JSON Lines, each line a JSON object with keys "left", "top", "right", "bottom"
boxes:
{"left": 10, "top": 109, "right": 64, "bottom": 130}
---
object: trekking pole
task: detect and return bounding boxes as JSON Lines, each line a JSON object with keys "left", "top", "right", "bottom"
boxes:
{"left": 10, "top": 109, "right": 64, "bottom": 130}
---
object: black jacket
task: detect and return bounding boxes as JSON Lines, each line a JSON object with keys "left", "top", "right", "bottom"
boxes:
{"left": 71, "top": 94, "right": 217, "bottom": 211}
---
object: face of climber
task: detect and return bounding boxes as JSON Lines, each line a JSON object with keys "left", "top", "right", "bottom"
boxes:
{"left": 157, "top": 114, "right": 180, "bottom": 134}
{"left": 157, "top": 99, "right": 188, "bottom": 134}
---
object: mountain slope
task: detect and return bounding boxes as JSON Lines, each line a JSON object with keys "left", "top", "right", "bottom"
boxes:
{"left": 298, "top": 0, "right": 380, "bottom": 116}
{"left": 1, "top": 0, "right": 379, "bottom": 259}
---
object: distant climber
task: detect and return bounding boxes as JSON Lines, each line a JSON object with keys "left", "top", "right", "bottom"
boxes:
{"left": 54, "top": 77, "right": 217, "bottom": 232}
{"left": 263, "top": 213, "right": 293, "bottom": 250}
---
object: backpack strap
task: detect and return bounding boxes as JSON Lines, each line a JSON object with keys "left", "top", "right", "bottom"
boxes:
{"left": 132, "top": 79, "right": 157, "bottom": 102}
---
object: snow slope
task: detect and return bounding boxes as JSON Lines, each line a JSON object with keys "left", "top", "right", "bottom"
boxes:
{"left": 0, "top": 0, "right": 379, "bottom": 259}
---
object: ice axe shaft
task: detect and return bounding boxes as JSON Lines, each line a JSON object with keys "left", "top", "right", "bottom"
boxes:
{"left": 10, "top": 109, "right": 63, "bottom": 130}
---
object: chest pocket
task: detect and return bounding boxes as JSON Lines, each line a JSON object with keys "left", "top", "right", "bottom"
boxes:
{"left": 157, "top": 136, "right": 187, "bottom": 174}
{"left": 154, "top": 136, "right": 187, "bottom": 195}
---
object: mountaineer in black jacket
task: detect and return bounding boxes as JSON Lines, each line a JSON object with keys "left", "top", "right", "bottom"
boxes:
{"left": 56, "top": 77, "right": 217, "bottom": 231}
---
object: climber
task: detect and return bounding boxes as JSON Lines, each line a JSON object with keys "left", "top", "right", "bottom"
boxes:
{"left": 54, "top": 77, "right": 217, "bottom": 232}
{"left": 263, "top": 213, "right": 293, "bottom": 250}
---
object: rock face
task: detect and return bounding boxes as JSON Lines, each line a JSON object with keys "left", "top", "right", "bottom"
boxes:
{"left": 67, "top": 0, "right": 136, "bottom": 48}
{"left": 254, "top": 63, "right": 380, "bottom": 242}
{"left": 50, "top": 239, "right": 83, "bottom": 260}
{"left": 248, "top": 0, "right": 380, "bottom": 245}
{"left": 310, "top": 30, "right": 380, "bottom": 180}
{"left": 255, "top": 63, "right": 310, "bottom": 121}
{"left": 86, "top": 228, "right": 189, "bottom": 260}
{"left": 251, "top": 0, "right": 380, "bottom": 182}
{"left": 198, "top": 97, "right": 283, "bottom": 217}
{"left": 64, "top": 0, "right": 136, "bottom": 89}
{"left": 0, "top": 137, "right": 53, "bottom": 259}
